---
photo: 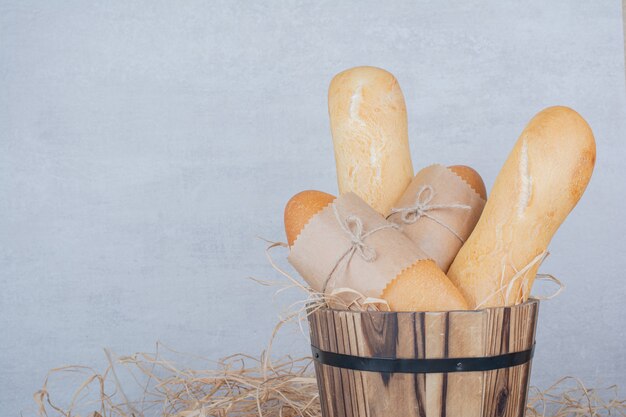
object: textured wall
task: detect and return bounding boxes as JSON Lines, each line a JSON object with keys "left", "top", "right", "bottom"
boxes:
{"left": 1, "top": 1, "right": 625, "bottom": 414}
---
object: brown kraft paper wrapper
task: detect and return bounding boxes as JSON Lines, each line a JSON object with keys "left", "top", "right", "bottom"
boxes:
{"left": 387, "top": 164, "right": 486, "bottom": 273}
{"left": 287, "top": 192, "right": 429, "bottom": 305}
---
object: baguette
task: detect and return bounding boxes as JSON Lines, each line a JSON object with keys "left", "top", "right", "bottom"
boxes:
{"left": 328, "top": 66, "right": 414, "bottom": 215}
{"left": 448, "top": 106, "right": 596, "bottom": 308}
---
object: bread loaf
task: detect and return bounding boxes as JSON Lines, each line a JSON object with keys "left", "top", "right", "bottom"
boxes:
{"left": 285, "top": 190, "right": 335, "bottom": 246}
{"left": 328, "top": 66, "right": 414, "bottom": 215}
{"left": 387, "top": 164, "right": 486, "bottom": 272}
{"left": 381, "top": 260, "right": 469, "bottom": 311}
{"left": 284, "top": 190, "right": 468, "bottom": 311}
{"left": 448, "top": 106, "right": 596, "bottom": 308}
{"left": 448, "top": 165, "right": 487, "bottom": 199}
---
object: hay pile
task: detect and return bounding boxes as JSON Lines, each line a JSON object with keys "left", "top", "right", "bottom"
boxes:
{"left": 34, "top": 347, "right": 625, "bottom": 417}
{"left": 35, "top": 347, "right": 320, "bottom": 417}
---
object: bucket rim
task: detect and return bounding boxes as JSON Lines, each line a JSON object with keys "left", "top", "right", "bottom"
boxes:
{"left": 308, "top": 297, "right": 539, "bottom": 316}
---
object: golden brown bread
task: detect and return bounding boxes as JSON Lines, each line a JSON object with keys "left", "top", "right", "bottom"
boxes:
{"left": 284, "top": 190, "right": 336, "bottom": 246}
{"left": 448, "top": 106, "right": 596, "bottom": 308}
{"left": 328, "top": 66, "right": 414, "bottom": 215}
{"left": 381, "top": 260, "right": 469, "bottom": 311}
{"left": 386, "top": 164, "right": 486, "bottom": 273}
{"left": 448, "top": 165, "right": 487, "bottom": 199}
{"left": 284, "top": 190, "right": 469, "bottom": 311}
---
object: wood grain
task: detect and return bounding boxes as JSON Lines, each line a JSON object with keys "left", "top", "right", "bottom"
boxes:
{"left": 308, "top": 300, "right": 539, "bottom": 417}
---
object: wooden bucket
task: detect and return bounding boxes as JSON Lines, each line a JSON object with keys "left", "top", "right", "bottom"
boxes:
{"left": 308, "top": 299, "right": 539, "bottom": 417}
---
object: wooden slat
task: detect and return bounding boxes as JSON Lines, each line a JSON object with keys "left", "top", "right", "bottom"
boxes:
{"left": 345, "top": 313, "right": 367, "bottom": 417}
{"left": 505, "top": 301, "right": 538, "bottom": 417}
{"left": 310, "top": 310, "right": 332, "bottom": 417}
{"left": 424, "top": 311, "right": 447, "bottom": 417}
{"left": 482, "top": 305, "right": 511, "bottom": 417}
{"left": 325, "top": 310, "right": 347, "bottom": 417}
{"left": 445, "top": 310, "right": 485, "bottom": 417}
{"left": 337, "top": 312, "right": 356, "bottom": 417}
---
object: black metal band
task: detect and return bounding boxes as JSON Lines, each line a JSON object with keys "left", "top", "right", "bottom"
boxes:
{"left": 311, "top": 344, "right": 534, "bottom": 374}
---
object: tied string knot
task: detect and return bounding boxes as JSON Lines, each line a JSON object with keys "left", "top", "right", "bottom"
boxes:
{"left": 338, "top": 214, "right": 377, "bottom": 262}
{"left": 387, "top": 185, "right": 471, "bottom": 242}
{"left": 322, "top": 205, "right": 399, "bottom": 293}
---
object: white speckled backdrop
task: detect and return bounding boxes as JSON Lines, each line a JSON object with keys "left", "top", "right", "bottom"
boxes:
{"left": 1, "top": 1, "right": 625, "bottom": 415}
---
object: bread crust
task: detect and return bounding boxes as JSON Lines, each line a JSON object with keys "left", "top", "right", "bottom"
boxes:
{"left": 448, "top": 165, "right": 487, "bottom": 200}
{"left": 284, "top": 190, "right": 336, "bottom": 247}
{"left": 328, "top": 66, "right": 414, "bottom": 215}
{"left": 448, "top": 106, "right": 596, "bottom": 308}
{"left": 382, "top": 259, "right": 469, "bottom": 311}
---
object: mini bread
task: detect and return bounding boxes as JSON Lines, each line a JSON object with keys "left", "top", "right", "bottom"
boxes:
{"left": 285, "top": 190, "right": 335, "bottom": 246}
{"left": 448, "top": 106, "right": 596, "bottom": 308}
{"left": 328, "top": 66, "right": 414, "bottom": 215}
{"left": 387, "top": 164, "right": 486, "bottom": 273}
{"left": 448, "top": 165, "right": 487, "bottom": 200}
{"left": 284, "top": 190, "right": 469, "bottom": 311}
{"left": 380, "top": 259, "right": 469, "bottom": 312}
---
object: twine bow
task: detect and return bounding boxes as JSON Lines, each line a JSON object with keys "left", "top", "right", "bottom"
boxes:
{"left": 388, "top": 185, "right": 471, "bottom": 242}
{"left": 322, "top": 205, "right": 398, "bottom": 293}
{"left": 335, "top": 213, "right": 377, "bottom": 261}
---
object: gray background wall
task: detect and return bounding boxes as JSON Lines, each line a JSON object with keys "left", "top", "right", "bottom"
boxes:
{"left": 1, "top": 1, "right": 625, "bottom": 415}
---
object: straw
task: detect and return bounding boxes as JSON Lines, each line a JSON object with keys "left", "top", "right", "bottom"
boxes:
{"left": 33, "top": 349, "right": 626, "bottom": 417}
